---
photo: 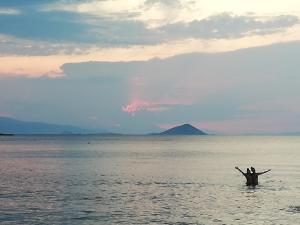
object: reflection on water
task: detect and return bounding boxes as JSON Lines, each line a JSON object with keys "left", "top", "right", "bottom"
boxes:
{"left": 0, "top": 135, "right": 299, "bottom": 224}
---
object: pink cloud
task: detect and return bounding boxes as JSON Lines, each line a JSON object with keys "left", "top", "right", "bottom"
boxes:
{"left": 122, "top": 100, "right": 169, "bottom": 116}
{"left": 122, "top": 98, "right": 193, "bottom": 116}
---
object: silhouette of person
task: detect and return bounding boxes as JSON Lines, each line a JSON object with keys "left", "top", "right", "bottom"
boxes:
{"left": 250, "top": 166, "right": 271, "bottom": 186}
{"left": 235, "top": 167, "right": 253, "bottom": 186}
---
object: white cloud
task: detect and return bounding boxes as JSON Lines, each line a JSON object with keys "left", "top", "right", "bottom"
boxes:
{"left": 41, "top": 0, "right": 142, "bottom": 19}
{"left": 0, "top": 8, "right": 20, "bottom": 15}
{"left": 41, "top": 0, "right": 200, "bottom": 27}
{"left": 41, "top": 0, "right": 300, "bottom": 27}
{"left": 37, "top": 0, "right": 300, "bottom": 44}
{"left": 160, "top": 13, "right": 299, "bottom": 39}
{"left": 1, "top": 10, "right": 298, "bottom": 56}
{"left": 0, "top": 34, "right": 90, "bottom": 56}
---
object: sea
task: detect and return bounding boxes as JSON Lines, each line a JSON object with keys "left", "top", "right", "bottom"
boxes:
{"left": 0, "top": 135, "right": 299, "bottom": 224}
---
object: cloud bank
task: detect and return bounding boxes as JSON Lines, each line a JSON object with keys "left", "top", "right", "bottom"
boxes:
{"left": 1, "top": 42, "right": 300, "bottom": 134}
{"left": 0, "top": 0, "right": 299, "bottom": 57}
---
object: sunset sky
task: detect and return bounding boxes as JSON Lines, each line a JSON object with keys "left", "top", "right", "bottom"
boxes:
{"left": 1, "top": 0, "right": 300, "bottom": 134}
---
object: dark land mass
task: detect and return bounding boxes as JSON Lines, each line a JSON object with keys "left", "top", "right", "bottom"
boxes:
{"left": 0, "top": 133, "right": 13, "bottom": 136}
{"left": 1, "top": 117, "right": 209, "bottom": 136}
{"left": 0, "top": 117, "right": 106, "bottom": 135}
{"left": 159, "top": 124, "right": 207, "bottom": 135}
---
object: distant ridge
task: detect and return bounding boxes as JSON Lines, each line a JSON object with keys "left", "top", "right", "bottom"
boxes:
{"left": 0, "top": 133, "right": 13, "bottom": 136}
{"left": 160, "top": 124, "right": 207, "bottom": 135}
{"left": 0, "top": 117, "right": 105, "bottom": 134}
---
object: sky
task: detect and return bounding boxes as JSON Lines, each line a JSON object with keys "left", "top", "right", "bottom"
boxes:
{"left": 1, "top": 0, "right": 300, "bottom": 134}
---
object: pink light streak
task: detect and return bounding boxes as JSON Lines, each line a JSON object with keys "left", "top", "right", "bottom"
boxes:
{"left": 122, "top": 100, "right": 169, "bottom": 115}
{"left": 122, "top": 98, "right": 193, "bottom": 116}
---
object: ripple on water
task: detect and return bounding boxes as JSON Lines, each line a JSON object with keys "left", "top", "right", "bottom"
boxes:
{"left": 2, "top": 135, "right": 300, "bottom": 224}
{"left": 288, "top": 205, "right": 300, "bottom": 213}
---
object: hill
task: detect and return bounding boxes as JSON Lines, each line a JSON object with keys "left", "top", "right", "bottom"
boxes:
{"left": 0, "top": 117, "right": 104, "bottom": 134}
{"left": 160, "top": 124, "right": 207, "bottom": 135}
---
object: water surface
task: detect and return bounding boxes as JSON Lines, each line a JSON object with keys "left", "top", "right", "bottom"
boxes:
{"left": 0, "top": 135, "right": 299, "bottom": 224}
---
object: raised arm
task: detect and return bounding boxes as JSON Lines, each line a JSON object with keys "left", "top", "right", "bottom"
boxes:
{"left": 235, "top": 166, "right": 245, "bottom": 176}
{"left": 257, "top": 169, "right": 271, "bottom": 176}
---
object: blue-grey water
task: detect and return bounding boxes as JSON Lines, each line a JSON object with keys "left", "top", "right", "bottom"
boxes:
{"left": 0, "top": 135, "right": 299, "bottom": 224}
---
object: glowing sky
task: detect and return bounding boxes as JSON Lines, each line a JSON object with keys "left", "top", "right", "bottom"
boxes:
{"left": 1, "top": 0, "right": 300, "bottom": 134}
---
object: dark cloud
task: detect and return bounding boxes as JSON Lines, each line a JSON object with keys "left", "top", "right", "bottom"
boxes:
{"left": 0, "top": 10, "right": 93, "bottom": 42}
{"left": 0, "top": 0, "right": 48, "bottom": 8}
{"left": 0, "top": 6, "right": 160, "bottom": 47}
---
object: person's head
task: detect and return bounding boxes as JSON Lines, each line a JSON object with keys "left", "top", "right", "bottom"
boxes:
{"left": 247, "top": 168, "right": 251, "bottom": 174}
{"left": 251, "top": 167, "right": 256, "bottom": 173}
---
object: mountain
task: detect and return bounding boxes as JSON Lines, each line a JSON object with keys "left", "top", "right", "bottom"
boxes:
{"left": 160, "top": 124, "right": 207, "bottom": 135}
{"left": 0, "top": 117, "right": 104, "bottom": 134}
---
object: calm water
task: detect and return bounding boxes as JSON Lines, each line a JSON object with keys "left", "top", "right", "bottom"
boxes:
{"left": 0, "top": 135, "right": 299, "bottom": 224}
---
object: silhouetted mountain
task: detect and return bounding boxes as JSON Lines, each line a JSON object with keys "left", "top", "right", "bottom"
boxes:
{"left": 160, "top": 124, "right": 207, "bottom": 135}
{"left": 0, "top": 117, "right": 105, "bottom": 134}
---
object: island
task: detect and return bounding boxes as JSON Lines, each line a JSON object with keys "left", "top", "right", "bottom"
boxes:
{"left": 159, "top": 124, "right": 207, "bottom": 135}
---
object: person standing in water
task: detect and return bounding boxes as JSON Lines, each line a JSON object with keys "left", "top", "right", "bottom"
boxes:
{"left": 235, "top": 166, "right": 271, "bottom": 186}
{"left": 250, "top": 166, "right": 271, "bottom": 186}
{"left": 235, "top": 167, "right": 253, "bottom": 186}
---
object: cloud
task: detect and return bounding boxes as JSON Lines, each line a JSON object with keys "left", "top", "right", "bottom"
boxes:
{"left": 122, "top": 100, "right": 169, "bottom": 115}
{"left": 0, "top": 4, "right": 160, "bottom": 45}
{"left": 42, "top": 0, "right": 181, "bottom": 19}
{"left": 1, "top": 1, "right": 300, "bottom": 134}
{"left": 122, "top": 99, "right": 191, "bottom": 115}
{"left": 144, "top": 0, "right": 181, "bottom": 6}
{"left": 0, "top": 0, "right": 298, "bottom": 49}
{"left": 0, "top": 8, "right": 20, "bottom": 15}
{"left": 0, "top": 34, "right": 90, "bottom": 56}
{"left": 0, "top": 10, "right": 93, "bottom": 43}
{"left": 160, "top": 13, "right": 299, "bottom": 39}
{"left": 56, "top": 41, "right": 300, "bottom": 133}
{"left": 0, "top": 0, "right": 299, "bottom": 62}
{"left": 61, "top": 60, "right": 143, "bottom": 80}
{"left": 1, "top": 41, "right": 300, "bottom": 133}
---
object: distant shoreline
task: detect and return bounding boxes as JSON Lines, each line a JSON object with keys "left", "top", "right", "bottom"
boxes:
{"left": 0, "top": 133, "right": 14, "bottom": 136}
